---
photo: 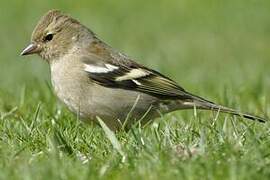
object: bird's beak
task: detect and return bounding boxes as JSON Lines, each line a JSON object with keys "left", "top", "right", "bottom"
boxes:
{"left": 20, "top": 43, "right": 41, "bottom": 56}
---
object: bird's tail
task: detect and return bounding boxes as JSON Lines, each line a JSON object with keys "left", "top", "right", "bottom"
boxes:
{"left": 186, "top": 94, "right": 266, "bottom": 123}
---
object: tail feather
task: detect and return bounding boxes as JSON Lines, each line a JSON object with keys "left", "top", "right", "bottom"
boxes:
{"left": 189, "top": 96, "right": 267, "bottom": 123}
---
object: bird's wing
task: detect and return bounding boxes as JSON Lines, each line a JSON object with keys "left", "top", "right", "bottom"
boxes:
{"left": 81, "top": 51, "right": 267, "bottom": 123}
{"left": 81, "top": 53, "right": 196, "bottom": 100}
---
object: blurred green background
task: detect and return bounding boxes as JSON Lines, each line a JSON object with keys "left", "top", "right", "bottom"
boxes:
{"left": 0, "top": 0, "right": 270, "bottom": 179}
{"left": 0, "top": 0, "right": 269, "bottom": 112}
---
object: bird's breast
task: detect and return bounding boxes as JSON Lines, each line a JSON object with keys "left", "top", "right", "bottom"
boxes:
{"left": 49, "top": 56, "right": 166, "bottom": 130}
{"left": 50, "top": 57, "right": 90, "bottom": 116}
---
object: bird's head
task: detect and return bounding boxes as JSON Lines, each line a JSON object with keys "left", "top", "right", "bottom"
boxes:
{"left": 21, "top": 10, "right": 93, "bottom": 62}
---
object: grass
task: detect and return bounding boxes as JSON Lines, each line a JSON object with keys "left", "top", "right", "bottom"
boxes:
{"left": 0, "top": 0, "right": 270, "bottom": 179}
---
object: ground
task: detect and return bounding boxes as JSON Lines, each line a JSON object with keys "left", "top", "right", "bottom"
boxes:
{"left": 0, "top": 0, "right": 269, "bottom": 179}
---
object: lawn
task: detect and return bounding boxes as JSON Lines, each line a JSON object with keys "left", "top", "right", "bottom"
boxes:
{"left": 0, "top": 0, "right": 270, "bottom": 179}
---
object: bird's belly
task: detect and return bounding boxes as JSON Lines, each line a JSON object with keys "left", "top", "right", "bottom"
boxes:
{"left": 51, "top": 75, "right": 158, "bottom": 129}
{"left": 83, "top": 85, "right": 159, "bottom": 129}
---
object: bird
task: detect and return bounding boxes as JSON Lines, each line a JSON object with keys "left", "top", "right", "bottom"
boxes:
{"left": 21, "top": 10, "right": 266, "bottom": 131}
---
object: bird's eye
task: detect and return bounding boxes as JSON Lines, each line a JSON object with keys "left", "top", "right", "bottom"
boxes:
{"left": 44, "top": 34, "right": 54, "bottom": 42}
